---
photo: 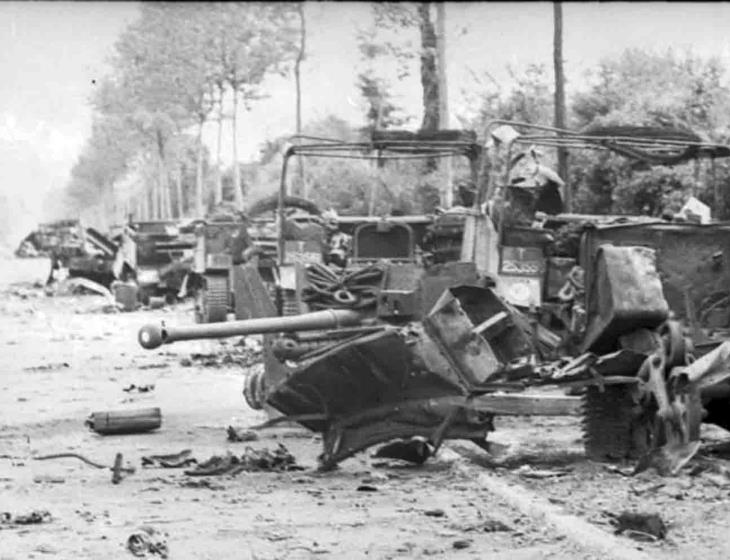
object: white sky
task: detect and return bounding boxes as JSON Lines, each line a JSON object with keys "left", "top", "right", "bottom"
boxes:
{"left": 2, "top": 1, "right": 730, "bottom": 238}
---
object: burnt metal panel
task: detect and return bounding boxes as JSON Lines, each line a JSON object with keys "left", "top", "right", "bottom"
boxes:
{"left": 582, "top": 245, "right": 669, "bottom": 353}
{"left": 581, "top": 223, "right": 730, "bottom": 327}
{"left": 266, "top": 327, "right": 466, "bottom": 433}
{"left": 425, "top": 286, "right": 535, "bottom": 387}
{"left": 232, "top": 263, "right": 277, "bottom": 320}
{"left": 353, "top": 222, "right": 414, "bottom": 261}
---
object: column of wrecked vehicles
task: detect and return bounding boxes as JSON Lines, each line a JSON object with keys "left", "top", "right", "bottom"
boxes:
{"left": 17, "top": 216, "right": 202, "bottom": 306}
{"left": 102, "top": 121, "right": 730, "bottom": 473}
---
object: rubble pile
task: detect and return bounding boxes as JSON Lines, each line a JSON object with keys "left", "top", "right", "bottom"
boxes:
{"left": 179, "top": 338, "right": 262, "bottom": 369}
{"left": 185, "top": 444, "right": 303, "bottom": 476}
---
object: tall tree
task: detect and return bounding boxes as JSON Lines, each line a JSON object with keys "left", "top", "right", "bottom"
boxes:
{"left": 416, "top": 3, "right": 439, "bottom": 131}
{"left": 355, "top": 25, "right": 410, "bottom": 134}
{"left": 294, "top": 2, "right": 306, "bottom": 195}
{"left": 553, "top": 2, "right": 569, "bottom": 210}
{"left": 435, "top": 2, "right": 451, "bottom": 206}
{"left": 220, "top": 3, "right": 299, "bottom": 209}
{"left": 571, "top": 49, "right": 730, "bottom": 216}
{"left": 368, "top": 2, "right": 439, "bottom": 131}
{"left": 102, "top": 4, "right": 199, "bottom": 219}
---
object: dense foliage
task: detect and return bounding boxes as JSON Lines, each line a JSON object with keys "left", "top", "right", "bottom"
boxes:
{"left": 62, "top": 3, "right": 730, "bottom": 229}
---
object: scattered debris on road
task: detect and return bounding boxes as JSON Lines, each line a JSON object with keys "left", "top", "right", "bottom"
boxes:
{"left": 47, "top": 277, "right": 115, "bottom": 300}
{"left": 86, "top": 407, "right": 162, "bottom": 435}
{"left": 179, "top": 342, "right": 262, "bottom": 369}
{"left": 142, "top": 449, "right": 196, "bottom": 469}
{"left": 1, "top": 510, "right": 52, "bottom": 526}
{"left": 460, "top": 518, "right": 512, "bottom": 533}
{"left": 609, "top": 511, "right": 668, "bottom": 541}
{"left": 126, "top": 525, "right": 169, "bottom": 558}
{"left": 178, "top": 479, "right": 224, "bottom": 490}
{"left": 373, "top": 437, "right": 433, "bottom": 465}
{"left": 34, "top": 452, "right": 135, "bottom": 484}
{"left": 32, "top": 475, "right": 66, "bottom": 484}
{"left": 23, "top": 362, "right": 70, "bottom": 372}
{"left": 122, "top": 383, "right": 156, "bottom": 393}
{"left": 226, "top": 426, "right": 259, "bottom": 442}
{"left": 424, "top": 509, "right": 446, "bottom": 518}
{"left": 184, "top": 444, "right": 302, "bottom": 476}
{"left": 515, "top": 465, "right": 572, "bottom": 479}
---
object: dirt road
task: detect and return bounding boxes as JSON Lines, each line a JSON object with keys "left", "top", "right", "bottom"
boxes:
{"left": 1, "top": 256, "right": 729, "bottom": 559}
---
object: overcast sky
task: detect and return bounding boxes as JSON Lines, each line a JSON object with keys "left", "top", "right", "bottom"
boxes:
{"left": 2, "top": 1, "right": 730, "bottom": 239}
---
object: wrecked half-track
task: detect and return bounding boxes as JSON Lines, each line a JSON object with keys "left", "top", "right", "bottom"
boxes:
{"left": 138, "top": 124, "right": 730, "bottom": 472}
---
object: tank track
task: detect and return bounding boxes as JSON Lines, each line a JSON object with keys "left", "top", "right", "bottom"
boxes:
{"left": 582, "top": 383, "right": 654, "bottom": 462}
{"left": 199, "top": 275, "right": 229, "bottom": 323}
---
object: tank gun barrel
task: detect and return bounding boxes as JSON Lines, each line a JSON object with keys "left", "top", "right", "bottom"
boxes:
{"left": 138, "top": 309, "right": 363, "bottom": 350}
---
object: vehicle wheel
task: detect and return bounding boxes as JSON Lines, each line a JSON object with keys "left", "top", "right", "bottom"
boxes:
{"left": 193, "top": 289, "right": 205, "bottom": 324}
{"left": 198, "top": 275, "right": 229, "bottom": 323}
{"left": 243, "top": 368, "right": 265, "bottom": 410}
{"left": 138, "top": 286, "right": 154, "bottom": 307}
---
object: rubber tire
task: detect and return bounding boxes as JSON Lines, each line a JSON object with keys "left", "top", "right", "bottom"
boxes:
{"left": 198, "top": 275, "right": 229, "bottom": 323}
{"left": 243, "top": 369, "right": 265, "bottom": 410}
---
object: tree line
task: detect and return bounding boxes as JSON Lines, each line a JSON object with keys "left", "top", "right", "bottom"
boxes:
{"left": 62, "top": 2, "right": 730, "bottom": 229}
{"left": 65, "top": 2, "right": 301, "bottom": 228}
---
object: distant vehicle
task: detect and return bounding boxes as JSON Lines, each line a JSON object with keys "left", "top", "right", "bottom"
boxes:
{"left": 128, "top": 220, "right": 196, "bottom": 304}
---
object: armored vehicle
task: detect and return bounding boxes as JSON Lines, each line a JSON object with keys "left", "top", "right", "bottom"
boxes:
{"left": 139, "top": 124, "right": 730, "bottom": 471}
{"left": 129, "top": 220, "right": 196, "bottom": 304}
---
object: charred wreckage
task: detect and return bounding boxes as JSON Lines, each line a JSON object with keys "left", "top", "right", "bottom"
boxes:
{"left": 138, "top": 122, "right": 730, "bottom": 472}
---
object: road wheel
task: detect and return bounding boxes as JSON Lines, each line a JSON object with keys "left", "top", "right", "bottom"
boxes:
{"left": 193, "top": 289, "right": 205, "bottom": 323}
{"left": 197, "top": 275, "right": 229, "bottom": 323}
{"left": 243, "top": 369, "right": 265, "bottom": 410}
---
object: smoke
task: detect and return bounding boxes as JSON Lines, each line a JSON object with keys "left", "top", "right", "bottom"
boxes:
{"left": 0, "top": 114, "right": 83, "bottom": 249}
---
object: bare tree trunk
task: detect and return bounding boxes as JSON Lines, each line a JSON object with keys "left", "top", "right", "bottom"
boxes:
{"left": 712, "top": 158, "right": 722, "bottom": 219}
{"left": 175, "top": 161, "right": 184, "bottom": 218}
{"left": 231, "top": 88, "right": 244, "bottom": 210}
{"left": 553, "top": 2, "right": 569, "bottom": 210}
{"left": 156, "top": 131, "right": 170, "bottom": 220}
{"left": 164, "top": 178, "right": 172, "bottom": 220}
{"left": 195, "top": 118, "right": 205, "bottom": 217}
{"left": 149, "top": 183, "right": 158, "bottom": 220}
{"left": 158, "top": 163, "right": 168, "bottom": 220}
{"left": 418, "top": 2, "right": 439, "bottom": 178}
{"left": 692, "top": 158, "right": 700, "bottom": 200}
{"left": 418, "top": 2, "right": 439, "bottom": 132}
{"left": 214, "top": 91, "right": 224, "bottom": 205}
{"left": 295, "top": 2, "right": 306, "bottom": 197}
{"left": 436, "top": 1, "right": 452, "bottom": 208}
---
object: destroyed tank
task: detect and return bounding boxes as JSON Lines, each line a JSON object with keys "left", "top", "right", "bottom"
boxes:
{"left": 189, "top": 195, "right": 329, "bottom": 324}
{"left": 138, "top": 124, "right": 730, "bottom": 472}
{"left": 139, "top": 263, "right": 539, "bottom": 470}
